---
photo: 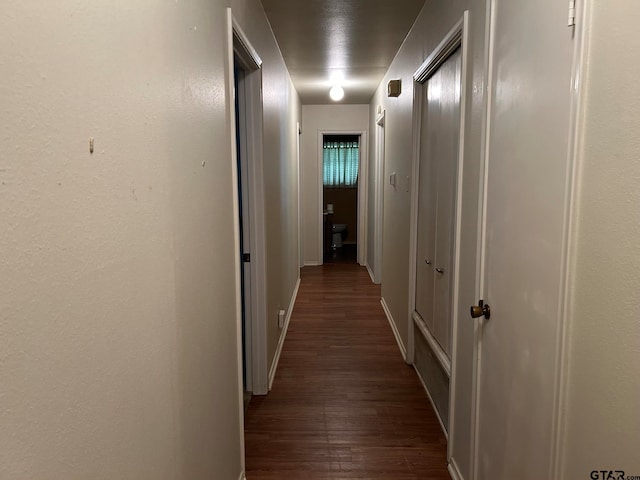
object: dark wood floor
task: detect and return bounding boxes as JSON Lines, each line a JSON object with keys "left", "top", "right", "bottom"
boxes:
{"left": 244, "top": 264, "right": 449, "bottom": 479}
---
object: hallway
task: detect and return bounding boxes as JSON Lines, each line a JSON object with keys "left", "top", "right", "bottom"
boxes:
{"left": 244, "top": 265, "right": 449, "bottom": 479}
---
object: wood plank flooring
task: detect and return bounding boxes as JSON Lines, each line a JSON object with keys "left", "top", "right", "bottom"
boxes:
{"left": 244, "top": 264, "right": 449, "bottom": 479}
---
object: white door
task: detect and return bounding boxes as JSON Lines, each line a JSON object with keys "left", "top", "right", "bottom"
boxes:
{"left": 415, "top": 47, "right": 462, "bottom": 356}
{"left": 474, "top": 1, "right": 576, "bottom": 478}
{"left": 432, "top": 48, "right": 461, "bottom": 356}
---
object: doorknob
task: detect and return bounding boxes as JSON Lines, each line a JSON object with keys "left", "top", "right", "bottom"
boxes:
{"left": 470, "top": 299, "right": 491, "bottom": 320}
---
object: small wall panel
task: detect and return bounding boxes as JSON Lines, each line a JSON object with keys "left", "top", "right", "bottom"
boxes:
{"left": 414, "top": 323, "right": 449, "bottom": 432}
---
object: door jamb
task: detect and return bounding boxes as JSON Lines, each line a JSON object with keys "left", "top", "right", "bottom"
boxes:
{"left": 470, "top": 2, "right": 496, "bottom": 477}
{"left": 297, "top": 122, "right": 303, "bottom": 269}
{"left": 373, "top": 109, "right": 385, "bottom": 284}
{"left": 551, "top": 0, "right": 588, "bottom": 477}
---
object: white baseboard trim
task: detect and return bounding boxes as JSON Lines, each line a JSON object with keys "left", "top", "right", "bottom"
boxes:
{"left": 365, "top": 263, "right": 375, "bottom": 283}
{"left": 380, "top": 297, "right": 407, "bottom": 361}
{"left": 268, "top": 277, "right": 301, "bottom": 390}
{"left": 303, "top": 261, "right": 320, "bottom": 266}
{"left": 412, "top": 363, "right": 448, "bottom": 440}
{"left": 448, "top": 458, "right": 463, "bottom": 480}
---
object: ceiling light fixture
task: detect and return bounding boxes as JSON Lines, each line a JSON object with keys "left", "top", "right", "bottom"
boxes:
{"left": 329, "top": 85, "right": 344, "bottom": 101}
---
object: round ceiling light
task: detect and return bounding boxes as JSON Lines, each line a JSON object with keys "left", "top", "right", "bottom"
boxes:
{"left": 329, "top": 85, "right": 344, "bottom": 101}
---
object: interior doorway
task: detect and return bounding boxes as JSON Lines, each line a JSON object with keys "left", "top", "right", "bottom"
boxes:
{"left": 322, "top": 134, "right": 360, "bottom": 264}
{"left": 230, "top": 17, "right": 269, "bottom": 405}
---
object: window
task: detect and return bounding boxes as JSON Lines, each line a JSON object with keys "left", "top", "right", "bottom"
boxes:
{"left": 323, "top": 135, "right": 359, "bottom": 187}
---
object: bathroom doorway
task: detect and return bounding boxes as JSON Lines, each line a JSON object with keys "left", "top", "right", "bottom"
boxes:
{"left": 322, "top": 134, "right": 360, "bottom": 264}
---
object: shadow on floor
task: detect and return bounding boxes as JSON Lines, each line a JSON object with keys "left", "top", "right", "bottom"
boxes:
{"left": 324, "top": 244, "right": 357, "bottom": 264}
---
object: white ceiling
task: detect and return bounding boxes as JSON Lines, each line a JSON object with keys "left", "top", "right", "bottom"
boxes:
{"left": 260, "top": 0, "right": 426, "bottom": 105}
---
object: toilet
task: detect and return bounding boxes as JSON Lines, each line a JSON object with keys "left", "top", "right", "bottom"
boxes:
{"left": 331, "top": 224, "right": 347, "bottom": 249}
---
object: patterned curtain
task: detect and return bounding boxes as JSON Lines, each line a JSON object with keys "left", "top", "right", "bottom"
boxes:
{"left": 323, "top": 136, "right": 359, "bottom": 187}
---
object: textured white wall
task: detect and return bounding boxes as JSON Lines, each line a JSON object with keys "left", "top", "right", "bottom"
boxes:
{"left": 562, "top": 0, "right": 640, "bottom": 476}
{"left": 230, "top": 0, "right": 302, "bottom": 379}
{"left": 0, "top": 1, "right": 243, "bottom": 478}
{"left": 301, "top": 104, "right": 370, "bottom": 265}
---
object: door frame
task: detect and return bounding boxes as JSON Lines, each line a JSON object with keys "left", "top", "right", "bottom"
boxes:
{"left": 408, "top": 10, "right": 470, "bottom": 461}
{"left": 235, "top": 62, "right": 254, "bottom": 393}
{"left": 317, "top": 130, "right": 368, "bottom": 266}
{"left": 297, "top": 122, "right": 303, "bottom": 269}
{"left": 373, "top": 108, "right": 386, "bottom": 284}
{"left": 552, "top": 1, "right": 588, "bottom": 476}
{"left": 227, "top": 11, "right": 269, "bottom": 397}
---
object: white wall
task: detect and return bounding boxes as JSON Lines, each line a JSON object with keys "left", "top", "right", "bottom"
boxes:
{"left": 0, "top": 0, "right": 301, "bottom": 478}
{"left": 562, "top": 0, "right": 640, "bottom": 476}
{"left": 369, "top": 2, "right": 487, "bottom": 478}
{"left": 301, "top": 104, "right": 369, "bottom": 265}
{"left": 231, "top": 0, "right": 302, "bottom": 379}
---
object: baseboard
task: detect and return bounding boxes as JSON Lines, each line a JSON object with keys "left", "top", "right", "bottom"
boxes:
{"left": 365, "top": 263, "right": 375, "bottom": 283}
{"left": 413, "top": 363, "right": 448, "bottom": 440}
{"left": 448, "top": 458, "right": 463, "bottom": 480}
{"left": 268, "top": 277, "right": 301, "bottom": 390}
{"left": 380, "top": 297, "right": 407, "bottom": 361}
{"left": 303, "top": 261, "right": 320, "bottom": 266}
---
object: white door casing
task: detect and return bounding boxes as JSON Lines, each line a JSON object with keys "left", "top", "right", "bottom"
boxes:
{"left": 373, "top": 109, "right": 385, "bottom": 284}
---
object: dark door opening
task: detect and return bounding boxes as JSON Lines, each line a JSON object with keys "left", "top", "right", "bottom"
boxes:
{"left": 322, "top": 134, "right": 359, "bottom": 264}
{"left": 234, "top": 57, "right": 252, "bottom": 411}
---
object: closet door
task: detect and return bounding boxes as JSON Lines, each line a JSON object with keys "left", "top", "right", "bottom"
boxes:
{"left": 414, "top": 91, "right": 437, "bottom": 331}
{"left": 432, "top": 48, "right": 461, "bottom": 356}
{"left": 415, "top": 47, "right": 462, "bottom": 355}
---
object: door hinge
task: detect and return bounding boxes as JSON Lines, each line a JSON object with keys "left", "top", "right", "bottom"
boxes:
{"left": 242, "top": 253, "right": 251, "bottom": 263}
{"left": 568, "top": 0, "right": 576, "bottom": 26}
